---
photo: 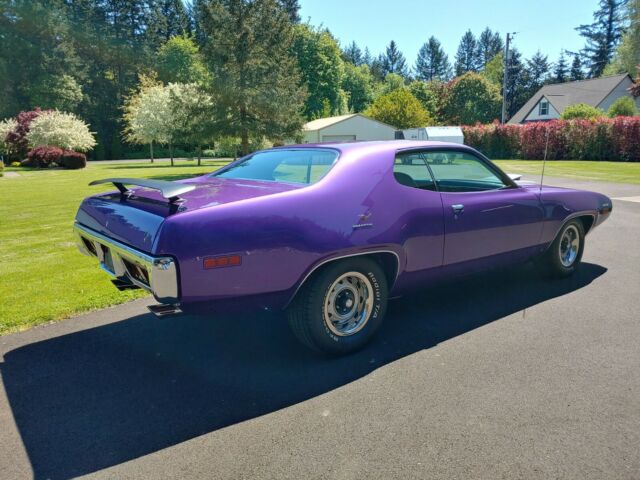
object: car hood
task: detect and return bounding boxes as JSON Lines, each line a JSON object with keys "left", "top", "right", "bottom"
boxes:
{"left": 76, "top": 176, "right": 304, "bottom": 252}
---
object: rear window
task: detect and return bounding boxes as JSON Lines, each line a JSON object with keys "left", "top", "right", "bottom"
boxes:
{"left": 212, "top": 149, "right": 338, "bottom": 185}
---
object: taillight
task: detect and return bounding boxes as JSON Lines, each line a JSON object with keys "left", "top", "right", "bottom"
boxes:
{"left": 203, "top": 255, "right": 242, "bottom": 269}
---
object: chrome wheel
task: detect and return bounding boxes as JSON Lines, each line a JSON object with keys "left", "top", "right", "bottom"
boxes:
{"left": 559, "top": 224, "right": 580, "bottom": 267}
{"left": 323, "top": 271, "right": 374, "bottom": 336}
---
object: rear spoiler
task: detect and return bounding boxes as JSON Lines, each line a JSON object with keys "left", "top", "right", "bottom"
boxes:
{"left": 89, "top": 178, "right": 196, "bottom": 203}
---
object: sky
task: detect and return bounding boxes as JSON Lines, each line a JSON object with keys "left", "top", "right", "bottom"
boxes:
{"left": 299, "top": 0, "right": 598, "bottom": 66}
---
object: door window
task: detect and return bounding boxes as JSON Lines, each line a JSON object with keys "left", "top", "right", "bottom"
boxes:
{"left": 393, "top": 152, "right": 437, "bottom": 191}
{"left": 423, "top": 151, "right": 508, "bottom": 192}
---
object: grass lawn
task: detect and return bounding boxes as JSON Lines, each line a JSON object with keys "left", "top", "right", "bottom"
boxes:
{"left": 1, "top": 156, "right": 638, "bottom": 335}
{"left": 0, "top": 159, "right": 231, "bottom": 335}
{"left": 493, "top": 160, "right": 640, "bottom": 185}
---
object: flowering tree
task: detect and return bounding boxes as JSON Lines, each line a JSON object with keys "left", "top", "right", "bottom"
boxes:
{"left": 0, "top": 118, "right": 18, "bottom": 157}
{"left": 123, "top": 77, "right": 175, "bottom": 163}
{"left": 26, "top": 111, "right": 96, "bottom": 152}
{"left": 5, "top": 109, "right": 43, "bottom": 160}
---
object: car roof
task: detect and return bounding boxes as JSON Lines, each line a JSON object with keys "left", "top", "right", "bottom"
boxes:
{"left": 279, "top": 140, "right": 468, "bottom": 154}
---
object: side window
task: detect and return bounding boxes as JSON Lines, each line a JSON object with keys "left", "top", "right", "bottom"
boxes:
{"left": 424, "top": 151, "right": 508, "bottom": 192}
{"left": 393, "top": 152, "right": 437, "bottom": 191}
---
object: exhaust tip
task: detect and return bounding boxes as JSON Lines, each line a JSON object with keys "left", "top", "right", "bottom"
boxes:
{"left": 148, "top": 303, "right": 183, "bottom": 317}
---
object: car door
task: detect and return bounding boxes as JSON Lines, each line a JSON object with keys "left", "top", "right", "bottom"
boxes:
{"left": 423, "top": 149, "right": 544, "bottom": 267}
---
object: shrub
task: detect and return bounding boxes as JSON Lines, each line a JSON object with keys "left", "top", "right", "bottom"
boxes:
{"left": 520, "top": 121, "right": 568, "bottom": 159}
{"left": 463, "top": 121, "right": 521, "bottom": 158}
{"left": 560, "top": 103, "right": 605, "bottom": 120}
{"left": 607, "top": 97, "right": 638, "bottom": 117}
{"left": 26, "top": 111, "right": 96, "bottom": 152}
{"left": 59, "top": 150, "right": 87, "bottom": 169}
{"left": 10, "top": 161, "right": 21, "bottom": 167}
{"left": 5, "top": 109, "right": 43, "bottom": 160}
{"left": 611, "top": 116, "right": 640, "bottom": 161}
{"left": 24, "top": 146, "right": 63, "bottom": 167}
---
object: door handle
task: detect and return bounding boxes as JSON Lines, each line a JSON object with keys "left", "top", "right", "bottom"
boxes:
{"left": 451, "top": 204, "right": 464, "bottom": 215}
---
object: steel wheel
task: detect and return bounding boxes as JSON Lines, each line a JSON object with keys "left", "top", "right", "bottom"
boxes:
{"left": 559, "top": 224, "right": 580, "bottom": 267}
{"left": 323, "top": 271, "right": 374, "bottom": 337}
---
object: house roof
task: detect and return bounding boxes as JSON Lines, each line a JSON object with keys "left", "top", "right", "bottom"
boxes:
{"left": 303, "top": 113, "right": 396, "bottom": 131}
{"left": 508, "top": 73, "right": 632, "bottom": 124}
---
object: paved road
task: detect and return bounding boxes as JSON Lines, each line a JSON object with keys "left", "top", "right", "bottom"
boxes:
{"left": 1, "top": 177, "right": 639, "bottom": 480}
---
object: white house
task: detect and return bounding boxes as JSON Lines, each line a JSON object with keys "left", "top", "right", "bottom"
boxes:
{"left": 300, "top": 114, "right": 396, "bottom": 144}
{"left": 508, "top": 73, "right": 639, "bottom": 124}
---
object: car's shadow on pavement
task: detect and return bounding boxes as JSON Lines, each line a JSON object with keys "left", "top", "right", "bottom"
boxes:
{"left": 2, "top": 262, "right": 606, "bottom": 479}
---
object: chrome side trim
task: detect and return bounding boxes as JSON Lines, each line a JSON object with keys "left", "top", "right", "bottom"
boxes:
{"left": 74, "top": 223, "right": 179, "bottom": 303}
{"left": 284, "top": 249, "right": 401, "bottom": 308}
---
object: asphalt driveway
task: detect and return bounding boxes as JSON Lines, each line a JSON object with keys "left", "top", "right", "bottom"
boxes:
{"left": 1, "top": 177, "right": 639, "bottom": 480}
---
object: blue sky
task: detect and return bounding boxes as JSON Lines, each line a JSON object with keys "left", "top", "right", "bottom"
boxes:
{"left": 299, "top": 0, "right": 597, "bottom": 66}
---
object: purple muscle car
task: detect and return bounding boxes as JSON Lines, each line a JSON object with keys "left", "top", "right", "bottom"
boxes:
{"left": 75, "top": 141, "right": 612, "bottom": 354}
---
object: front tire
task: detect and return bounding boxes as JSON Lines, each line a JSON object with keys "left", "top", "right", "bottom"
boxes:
{"left": 287, "top": 258, "right": 388, "bottom": 355}
{"left": 540, "top": 219, "right": 585, "bottom": 277}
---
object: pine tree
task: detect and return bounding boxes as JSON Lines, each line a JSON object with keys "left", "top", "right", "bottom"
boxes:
{"left": 278, "top": 0, "right": 301, "bottom": 22}
{"left": 200, "top": 0, "right": 306, "bottom": 154}
{"left": 553, "top": 51, "right": 569, "bottom": 83}
{"left": 576, "top": 0, "right": 628, "bottom": 77}
{"left": 415, "top": 36, "right": 451, "bottom": 81}
{"left": 343, "top": 41, "right": 363, "bottom": 65}
{"left": 148, "top": 0, "right": 191, "bottom": 47}
{"left": 362, "top": 47, "right": 373, "bottom": 66}
{"left": 476, "top": 28, "right": 503, "bottom": 69}
{"left": 455, "top": 30, "right": 479, "bottom": 75}
{"left": 504, "top": 48, "right": 528, "bottom": 117}
{"left": 570, "top": 54, "right": 585, "bottom": 81}
{"left": 526, "top": 50, "right": 550, "bottom": 93}
{"left": 380, "top": 40, "right": 409, "bottom": 77}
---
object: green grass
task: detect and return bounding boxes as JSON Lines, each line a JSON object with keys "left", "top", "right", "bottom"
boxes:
{"left": 0, "top": 159, "right": 231, "bottom": 335}
{"left": 493, "top": 160, "right": 640, "bottom": 184}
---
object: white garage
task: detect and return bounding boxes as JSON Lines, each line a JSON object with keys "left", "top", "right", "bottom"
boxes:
{"left": 301, "top": 114, "right": 396, "bottom": 144}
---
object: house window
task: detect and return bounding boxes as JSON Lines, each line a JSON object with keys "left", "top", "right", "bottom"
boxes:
{"left": 539, "top": 100, "right": 549, "bottom": 116}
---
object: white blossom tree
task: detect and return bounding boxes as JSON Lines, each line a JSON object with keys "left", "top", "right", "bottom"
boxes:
{"left": 26, "top": 111, "right": 96, "bottom": 152}
{"left": 0, "top": 118, "right": 18, "bottom": 158}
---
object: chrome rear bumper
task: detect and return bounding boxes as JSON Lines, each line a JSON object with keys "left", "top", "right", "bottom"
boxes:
{"left": 74, "top": 223, "right": 179, "bottom": 303}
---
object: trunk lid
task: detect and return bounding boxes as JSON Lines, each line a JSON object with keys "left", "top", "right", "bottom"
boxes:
{"left": 76, "top": 176, "right": 303, "bottom": 251}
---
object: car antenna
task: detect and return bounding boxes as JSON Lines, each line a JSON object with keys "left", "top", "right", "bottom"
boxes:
{"left": 540, "top": 125, "right": 550, "bottom": 195}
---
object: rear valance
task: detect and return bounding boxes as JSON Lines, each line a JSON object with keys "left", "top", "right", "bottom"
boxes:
{"left": 89, "top": 178, "right": 196, "bottom": 203}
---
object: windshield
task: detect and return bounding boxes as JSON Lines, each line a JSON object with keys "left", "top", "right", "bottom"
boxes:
{"left": 212, "top": 149, "right": 338, "bottom": 185}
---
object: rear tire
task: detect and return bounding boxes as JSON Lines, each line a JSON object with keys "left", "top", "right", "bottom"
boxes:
{"left": 539, "top": 219, "right": 585, "bottom": 277}
{"left": 287, "top": 258, "right": 388, "bottom": 355}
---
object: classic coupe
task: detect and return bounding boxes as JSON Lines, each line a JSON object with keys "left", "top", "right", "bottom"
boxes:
{"left": 75, "top": 141, "right": 612, "bottom": 354}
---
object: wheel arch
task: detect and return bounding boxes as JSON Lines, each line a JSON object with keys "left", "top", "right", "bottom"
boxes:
{"left": 284, "top": 250, "right": 400, "bottom": 309}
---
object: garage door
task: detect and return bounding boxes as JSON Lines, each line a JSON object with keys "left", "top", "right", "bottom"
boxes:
{"left": 321, "top": 134, "right": 356, "bottom": 143}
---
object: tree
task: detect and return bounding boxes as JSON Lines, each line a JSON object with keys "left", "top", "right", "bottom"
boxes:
{"left": 409, "top": 80, "right": 445, "bottom": 123}
{"left": 576, "top": 0, "right": 628, "bottom": 77}
{"left": 27, "top": 75, "right": 84, "bottom": 112}
{"left": 476, "top": 28, "right": 503, "bottom": 69}
{"left": 560, "top": 103, "right": 605, "bottom": 119}
{"left": 167, "top": 83, "right": 217, "bottom": 165}
{"left": 570, "top": 54, "right": 585, "bottom": 81}
{"left": 442, "top": 72, "right": 502, "bottom": 125}
{"left": 342, "top": 64, "right": 375, "bottom": 112}
{"left": 553, "top": 51, "right": 569, "bottom": 83}
{"left": 380, "top": 41, "right": 409, "bottom": 77}
{"left": 504, "top": 48, "right": 529, "bottom": 117}
{"left": 379, "top": 73, "right": 406, "bottom": 95}
{"left": 123, "top": 76, "right": 175, "bottom": 163}
{"left": 455, "top": 30, "right": 479, "bottom": 75}
{"left": 607, "top": 96, "right": 638, "bottom": 116}
{"left": 365, "top": 89, "right": 433, "bottom": 129}
{"left": 148, "top": 0, "right": 191, "bottom": 47}
{"left": 607, "top": 0, "right": 640, "bottom": 75}
{"left": 292, "top": 25, "right": 347, "bottom": 118}
{"left": 156, "top": 35, "right": 209, "bottom": 84}
{"left": 527, "top": 51, "right": 551, "bottom": 94}
{"left": 0, "top": 118, "right": 18, "bottom": 157}
{"left": 362, "top": 47, "right": 373, "bottom": 66}
{"left": 26, "top": 111, "right": 97, "bottom": 152}
{"left": 5, "top": 109, "right": 43, "bottom": 160}
{"left": 200, "top": 0, "right": 306, "bottom": 155}
{"left": 483, "top": 52, "right": 504, "bottom": 87}
{"left": 343, "top": 41, "right": 363, "bottom": 65}
{"left": 415, "top": 37, "right": 451, "bottom": 81}
{"left": 278, "top": 0, "right": 301, "bottom": 22}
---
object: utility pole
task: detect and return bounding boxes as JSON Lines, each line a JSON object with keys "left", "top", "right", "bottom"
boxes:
{"left": 501, "top": 32, "right": 516, "bottom": 124}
